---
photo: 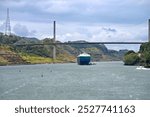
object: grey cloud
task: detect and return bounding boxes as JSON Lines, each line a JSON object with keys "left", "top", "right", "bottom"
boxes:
{"left": 13, "top": 23, "right": 36, "bottom": 37}
{"left": 102, "top": 27, "right": 117, "bottom": 33}
{"left": 0, "top": 0, "right": 149, "bottom": 24}
{"left": 0, "top": 22, "right": 5, "bottom": 32}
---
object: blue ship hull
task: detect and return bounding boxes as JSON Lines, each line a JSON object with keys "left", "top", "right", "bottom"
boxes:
{"left": 77, "top": 56, "right": 91, "bottom": 65}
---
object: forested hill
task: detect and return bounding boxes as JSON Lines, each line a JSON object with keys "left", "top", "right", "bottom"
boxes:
{"left": 123, "top": 42, "right": 150, "bottom": 68}
{"left": 0, "top": 32, "right": 127, "bottom": 65}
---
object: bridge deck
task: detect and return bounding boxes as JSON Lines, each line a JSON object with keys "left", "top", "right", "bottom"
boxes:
{"left": 13, "top": 42, "right": 146, "bottom": 46}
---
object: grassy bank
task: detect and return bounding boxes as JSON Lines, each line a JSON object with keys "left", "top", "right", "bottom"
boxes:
{"left": 0, "top": 45, "right": 76, "bottom": 65}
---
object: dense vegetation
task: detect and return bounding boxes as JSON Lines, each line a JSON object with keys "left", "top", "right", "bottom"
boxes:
{"left": 123, "top": 42, "right": 150, "bottom": 68}
{"left": 123, "top": 51, "right": 140, "bottom": 65}
{"left": 0, "top": 32, "right": 127, "bottom": 65}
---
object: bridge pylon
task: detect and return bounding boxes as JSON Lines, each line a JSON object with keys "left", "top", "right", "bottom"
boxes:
{"left": 52, "top": 21, "right": 56, "bottom": 61}
{"left": 148, "top": 19, "right": 150, "bottom": 42}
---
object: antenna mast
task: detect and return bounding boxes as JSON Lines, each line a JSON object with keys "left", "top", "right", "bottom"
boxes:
{"left": 5, "top": 8, "right": 11, "bottom": 35}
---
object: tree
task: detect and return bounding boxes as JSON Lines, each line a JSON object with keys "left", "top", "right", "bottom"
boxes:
{"left": 123, "top": 53, "right": 140, "bottom": 65}
{"left": 124, "top": 50, "right": 135, "bottom": 56}
{"left": 143, "top": 52, "right": 150, "bottom": 68}
{"left": 140, "top": 42, "right": 150, "bottom": 53}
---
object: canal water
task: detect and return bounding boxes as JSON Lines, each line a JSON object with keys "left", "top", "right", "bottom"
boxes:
{"left": 0, "top": 61, "right": 150, "bottom": 100}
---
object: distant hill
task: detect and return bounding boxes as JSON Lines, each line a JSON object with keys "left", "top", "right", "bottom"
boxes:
{"left": 0, "top": 32, "right": 127, "bottom": 65}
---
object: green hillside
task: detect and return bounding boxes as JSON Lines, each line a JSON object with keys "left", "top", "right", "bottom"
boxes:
{"left": 0, "top": 32, "right": 126, "bottom": 65}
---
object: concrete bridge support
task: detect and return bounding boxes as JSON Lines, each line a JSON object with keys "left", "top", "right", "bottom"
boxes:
{"left": 148, "top": 19, "right": 150, "bottom": 42}
{"left": 53, "top": 21, "right": 56, "bottom": 61}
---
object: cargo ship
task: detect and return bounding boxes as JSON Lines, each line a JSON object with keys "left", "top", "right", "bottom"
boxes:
{"left": 77, "top": 53, "right": 91, "bottom": 65}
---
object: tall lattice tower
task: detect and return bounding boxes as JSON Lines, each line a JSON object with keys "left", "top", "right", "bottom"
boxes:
{"left": 5, "top": 8, "right": 11, "bottom": 35}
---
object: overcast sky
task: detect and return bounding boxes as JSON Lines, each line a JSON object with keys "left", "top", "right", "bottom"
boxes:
{"left": 0, "top": 0, "right": 150, "bottom": 50}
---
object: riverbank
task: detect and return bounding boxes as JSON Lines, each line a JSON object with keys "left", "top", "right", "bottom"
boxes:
{"left": 0, "top": 45, "right": 76, "bottom": 66}
{"left": 0, "top": 55, "right": 76, "bottom": 66}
